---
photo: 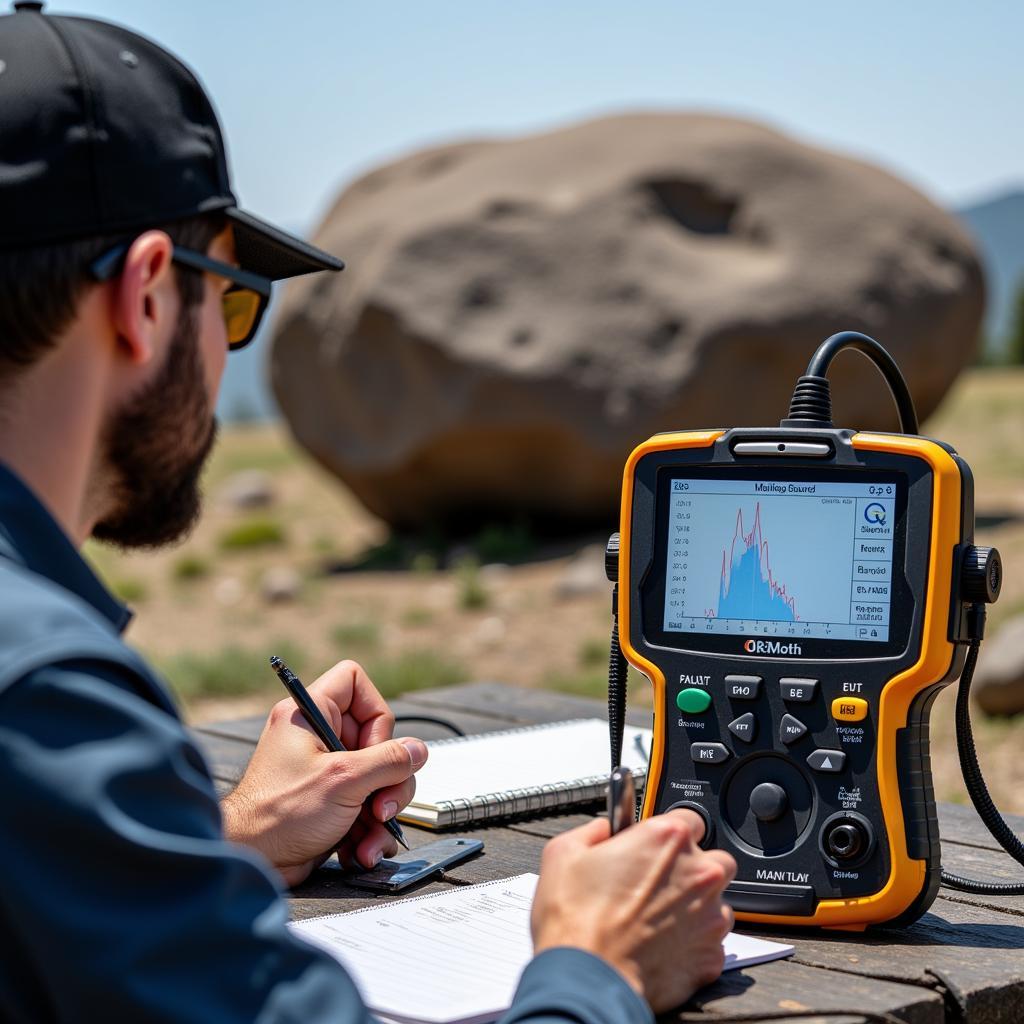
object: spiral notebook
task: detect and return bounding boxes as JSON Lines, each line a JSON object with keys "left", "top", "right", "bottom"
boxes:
{"left": 397, "top": 718, "right": 652, "bottom": 828}
{"left": 289, "top": 872, "right": 795, "bottom": 1024}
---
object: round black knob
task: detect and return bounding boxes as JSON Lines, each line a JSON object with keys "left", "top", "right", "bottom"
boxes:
{"left": 826, "top": 823, "right": 865, "bottom": 860}
{"left": 605, "top": 533, "right": 620, "bottom": 583}
{"left": 961, "top": 546, "right": 1002, "bottom": 604}
{"left": 749, "top": 782, "right": 788, "bottom": 823}
{"left": 14, "top": 1, "right": 45, "bottom": 11}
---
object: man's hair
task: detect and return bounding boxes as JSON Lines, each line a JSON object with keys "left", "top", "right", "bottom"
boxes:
{"left": 0, "top": 213, "right": 226, "bottom": 379}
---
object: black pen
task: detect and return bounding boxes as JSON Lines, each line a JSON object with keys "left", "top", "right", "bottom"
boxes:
{"left": 607, "top": 766, "right": 636, "bottom": 837}
{"left": 270, "top": 655, "right": 410, "bottom": 851}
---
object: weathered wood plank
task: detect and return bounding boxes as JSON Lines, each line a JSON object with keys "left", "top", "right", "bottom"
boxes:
{"left": 939, "top": 802, "right": 1024, "bottom": 852}
{"left": 685, "top": 958, "right": 943, "bottom": 1023}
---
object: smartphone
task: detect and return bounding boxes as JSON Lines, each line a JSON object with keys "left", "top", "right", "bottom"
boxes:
{"left": 347, "top": 837, "right": 485, "bottom": 893}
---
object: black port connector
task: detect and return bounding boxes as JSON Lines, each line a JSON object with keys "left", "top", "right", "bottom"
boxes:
{"left": 819, "top": 811, "right": 876, "bottom": 868}
{"left": 826, "top": 823, "right": 865, "bottom": 860}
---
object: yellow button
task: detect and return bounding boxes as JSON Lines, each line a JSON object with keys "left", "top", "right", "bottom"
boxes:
{"left": 832, "top": 697, "right": 869, "bottom": 722}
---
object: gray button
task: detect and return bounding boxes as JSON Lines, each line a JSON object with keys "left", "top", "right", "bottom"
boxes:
{"left": 731, "top": 441, "right": 833, "bottom": 457}
{"left": 807, "top": 749, "right": 846, "bottom": 773}
{"left": 779, "top": 714, "right": 807, "bottom": 744}
{"left": 691, "top": 742, "right": 731, "bottom": 765}
{"left": 728, "top": 713, "right": 756, "bottom": 743}
{"left": 780, "top": 677, "right": 819, "bottom": 702}
{"left": 726, "top": 675, "right": 762, "bottom": 699}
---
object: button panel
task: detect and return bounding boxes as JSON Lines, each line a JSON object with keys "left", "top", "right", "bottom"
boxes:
{"left": 676, "top": 687, "right": 712, "bottom": 714}
{"left": 728, "top": 712, "right": 756, "bottom": 743}
{"left": 779, "top": 713, "right": 807, "bottom": 745}
{"left": 780, "top": 677, "right": 819, "bottom": 702}
{"left": 832, "top": 696, "right": 868, "bottom": 722}
{"left": 725, "top": 675, "right": 762, "bottom": 699}
{"left": 807, "top": 749, "right": 846, "bottom": 773}
{"left": 691, "top": 742, "right": 730, "bottom": 765}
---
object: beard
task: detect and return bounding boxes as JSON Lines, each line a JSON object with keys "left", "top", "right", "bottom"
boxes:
{"left": 92, "top": 305, "right": 218, "bottom": 549}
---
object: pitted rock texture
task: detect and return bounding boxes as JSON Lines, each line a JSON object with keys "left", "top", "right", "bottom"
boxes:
{"left": 271, "top": 113, "right": 984, "bottom": 529}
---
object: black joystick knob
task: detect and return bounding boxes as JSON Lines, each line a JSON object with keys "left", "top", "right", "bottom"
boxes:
{"left": 826, "top": 823, "right": 865, "bottom": 861}
{"left": 961, "top": 546, "right": 1002, "bottom": 604}
{"left": 749, "top": 782, "right": 788, "bottom": 823}
{"left": 605, "top": 533, "right": 620, "bottom": 583}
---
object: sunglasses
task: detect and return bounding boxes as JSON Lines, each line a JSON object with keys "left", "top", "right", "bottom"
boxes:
{"left": 90, "top": 244, "right": 273, "bottom": 351}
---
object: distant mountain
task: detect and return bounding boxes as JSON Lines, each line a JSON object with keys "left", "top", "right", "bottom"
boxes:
{"left": 955, "top": 188, "right": 1024, "bottom": 357}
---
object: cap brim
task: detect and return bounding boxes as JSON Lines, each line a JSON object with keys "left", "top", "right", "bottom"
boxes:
{"left": 226, "top": 207, "right": 344, "bottom": 281}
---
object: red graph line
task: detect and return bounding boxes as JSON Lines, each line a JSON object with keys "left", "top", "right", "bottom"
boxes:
{"left": 719, "top": 502, "right": 799, "bottom": 620}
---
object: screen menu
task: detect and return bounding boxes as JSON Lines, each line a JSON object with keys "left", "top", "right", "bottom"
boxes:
{"left": 663, "top": 478, "right": 896, "bottom": 643}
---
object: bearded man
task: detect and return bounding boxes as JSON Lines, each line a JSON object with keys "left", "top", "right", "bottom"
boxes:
{"left": 0, "top": 4, "right": 735, "bottom": 1022}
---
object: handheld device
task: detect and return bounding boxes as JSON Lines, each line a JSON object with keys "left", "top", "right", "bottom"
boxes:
{"left": 606, "top": 332, "right": 1017, "bottom": 929}
{"left": 346, "top": 837, "right": 484, "bottom": 893}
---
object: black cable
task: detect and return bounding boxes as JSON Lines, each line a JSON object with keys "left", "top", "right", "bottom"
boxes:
{"left": 782, "top": 331, "right": 919, "bottom": 435}
{"left": 940, "top": 637, "right": 1024, "bottom": 894}
{"left": 394, "top": 715, "right": 466, "bottom": 737}
{"left": 608, "top": 618, "right": 628, "bottom": 772}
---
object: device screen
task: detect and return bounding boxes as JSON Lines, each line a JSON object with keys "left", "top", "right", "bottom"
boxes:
{"left": 662, "top": 477, "right": 897, "bottom": 643}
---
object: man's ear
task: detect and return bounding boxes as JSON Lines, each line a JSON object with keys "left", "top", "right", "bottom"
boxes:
{"left": 111, "top": 231, "right": 176, "bottom": 366}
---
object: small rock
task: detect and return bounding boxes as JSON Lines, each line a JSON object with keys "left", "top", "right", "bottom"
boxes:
{"left": 222, "top": 469, "right": 275, "bottom": 510}
{"left": 973, "top": 616, "right": 1024, "bottom": 716}
{"left": 473, "top": 615, "right": 506, "bottom": 649}
{"left": 261, "top": 566, "right": 302, "bottom": 604}
{"left": 214, "top": 577, "right": 243, "bottom": 606}
{"left": 556, "top": 543, "right": 609, "bottom": 599}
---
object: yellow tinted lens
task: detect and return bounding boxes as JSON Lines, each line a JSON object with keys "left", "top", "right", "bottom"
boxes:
{"left": 222, "top": 289, "right": 261, "bottom": 347}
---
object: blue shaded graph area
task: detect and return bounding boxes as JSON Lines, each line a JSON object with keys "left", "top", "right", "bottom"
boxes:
{"left": 717, "top": 504, "right": 798, "bottom": 622}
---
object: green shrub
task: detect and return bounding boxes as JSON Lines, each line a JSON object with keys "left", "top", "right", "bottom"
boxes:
{"left": 364, "top": 649, "right": 468, "bottom": 699}
{"left": 173, "top": 554, "right": 210, "bottom": 581}
{"left": 218, "top": 517, "right": 286, "bottom": 551}
{"left": 112, "top": 576, "right": 147, "bottom": 602}
{"left": 474, "top": 521, "right": 534, "bottom": 564}
{"left": 455, "top": 555, "right": 489, "bottom": 610}
{"left": 162, "top": 641, "right": 305, "bottom": 700}
{"left": 578, "top": 637, "right": 608, "bottom": 668}
{"left": 402, "top": 606, "right": 435, "bottom": 627}
{"left": 331, "top": 621, "right": 381, "bottom": 653}
{"left": 411, "top": 551, "right": 439, "bottom": 574}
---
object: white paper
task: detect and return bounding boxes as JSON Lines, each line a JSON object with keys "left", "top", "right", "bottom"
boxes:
{"left": 289, "top": 872, "right": 794, "bottom": 1024}
{"left": 410, "top": 719, "right": 652, "bottom": 808}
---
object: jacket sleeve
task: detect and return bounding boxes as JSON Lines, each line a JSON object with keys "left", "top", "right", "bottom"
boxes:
{"left": 0, "top": 659, "right": 377, "bottom": 1024}
{"left": 498, "top": 948, "right": 654, "bottom": 1024}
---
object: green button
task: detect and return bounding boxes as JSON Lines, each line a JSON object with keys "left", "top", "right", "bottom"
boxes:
{"left": 676, "top": 688, "right": 712, "bottom": 714}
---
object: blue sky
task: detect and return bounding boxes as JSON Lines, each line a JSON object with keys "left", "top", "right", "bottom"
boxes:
{"left": 50, "top": 0, "right": 1024, "bottom": 235}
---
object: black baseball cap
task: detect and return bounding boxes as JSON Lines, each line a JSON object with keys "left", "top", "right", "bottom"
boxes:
{"left": 0, "top": 1, "right": 343, "bottom": 280}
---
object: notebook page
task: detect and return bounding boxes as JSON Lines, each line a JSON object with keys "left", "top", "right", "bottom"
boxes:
{"left": 410, "top": 719, "right": 651, "bottom": 807}
{"left": 289, "top": 872, "right": 794, "bottom": 1024}
{"left": 290, "top": 874, "right": 539, "bottom": 1024}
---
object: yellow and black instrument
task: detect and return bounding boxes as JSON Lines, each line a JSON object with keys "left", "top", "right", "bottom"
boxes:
{"left": 606, "top": 332, "right": 1016, "bottom": 929}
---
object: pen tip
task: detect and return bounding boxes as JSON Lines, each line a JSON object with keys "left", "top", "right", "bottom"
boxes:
{"left": 269, "top": 655, "right": 282, "bottom": 669}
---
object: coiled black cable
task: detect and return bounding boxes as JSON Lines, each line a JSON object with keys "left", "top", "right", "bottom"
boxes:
{"left": 940, "top": 638, "right": 1024, "bottom": 894}
{"left": 608, "top": 618, "right": 629, "bottom": 771}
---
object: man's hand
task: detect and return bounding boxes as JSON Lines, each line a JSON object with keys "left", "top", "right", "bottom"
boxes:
{"left": 221, "top": 660, "right": 428, "bottom": 887}
{"left": 531, "top": 810, "right": 735, "bottom": 1013}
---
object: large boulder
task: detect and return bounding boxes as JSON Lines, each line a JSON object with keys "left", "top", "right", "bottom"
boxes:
{"left": 271, "top": 113, "right": 984, "bottom": 530}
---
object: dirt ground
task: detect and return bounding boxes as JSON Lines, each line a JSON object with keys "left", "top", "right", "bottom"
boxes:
{"left": 87, "top": 367, "right": 1024, "bottom": 813}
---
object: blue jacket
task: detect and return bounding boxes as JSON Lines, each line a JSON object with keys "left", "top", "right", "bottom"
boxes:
{"left": 0, "top": 465, "right": 651, "bottom": 1024}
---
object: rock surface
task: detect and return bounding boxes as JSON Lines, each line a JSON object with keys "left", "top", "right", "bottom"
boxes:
{"left": 271, "top": 113, "right": 985, "bottom": 529}
{"left": 973, "top": 615, "right": 1024, "bottom": 716}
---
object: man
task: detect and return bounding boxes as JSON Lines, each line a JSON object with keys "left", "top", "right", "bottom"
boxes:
{"left": 0, "top": 4, "right": 736, "bottom": 1022}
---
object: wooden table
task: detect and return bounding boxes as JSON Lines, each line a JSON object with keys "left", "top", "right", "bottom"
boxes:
{"left": 193, "top": 682, "right": 1024, "bottom": 1024}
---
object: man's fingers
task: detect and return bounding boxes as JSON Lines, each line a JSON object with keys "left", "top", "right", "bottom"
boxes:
{"left": 310, "top": 660, "right": 395, "bottom": 748}
{"left": 354, "top": 821, "right": 400, "bottom": 869}
{"left": 370, "top": 776, "right": 417, "bottom": 823}
{"left": 323, "top": 737, "right": 428, "bottom": 803}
